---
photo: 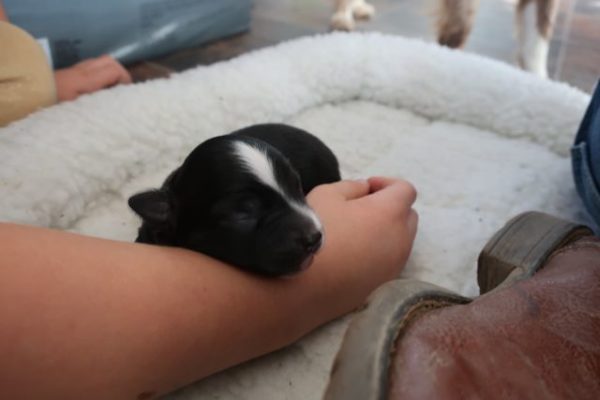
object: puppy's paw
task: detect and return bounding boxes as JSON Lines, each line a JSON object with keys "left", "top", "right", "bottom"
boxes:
{"left": 331, "top": 11, "right": 355, "bottom": 31}
{"left": 352, "top": 1, "right": 375, "bottom": 20}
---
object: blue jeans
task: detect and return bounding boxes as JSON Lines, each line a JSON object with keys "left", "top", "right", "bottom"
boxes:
{"left": 572, "top": 80, "right": 600, "bottom": 231}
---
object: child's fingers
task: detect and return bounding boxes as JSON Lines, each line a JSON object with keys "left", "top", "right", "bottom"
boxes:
{"left": 311, "top": 179, "right": 370, "bottom": 201}
{"left": 367, "top": 177, "right": 417, "bottom": 207}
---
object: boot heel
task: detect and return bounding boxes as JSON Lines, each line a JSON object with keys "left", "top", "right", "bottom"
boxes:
{"left": 477, "top": 211, "right": 592, "bottom": 294}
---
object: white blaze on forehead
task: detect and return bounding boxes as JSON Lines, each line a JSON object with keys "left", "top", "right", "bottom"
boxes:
{"left": 233, "top": 140, "right": 279, "bottom": 191}
{"left": 233, "top": 141, "right": 322, "bottom": 230}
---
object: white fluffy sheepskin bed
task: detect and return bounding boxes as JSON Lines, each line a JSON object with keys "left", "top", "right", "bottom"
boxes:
{"left": 0, "top": 33, "right": 592, "bottom": 399}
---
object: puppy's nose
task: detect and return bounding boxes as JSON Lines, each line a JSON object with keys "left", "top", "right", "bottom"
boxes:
{"left": 302, "top": 231, "right": 323, "bottom": 253}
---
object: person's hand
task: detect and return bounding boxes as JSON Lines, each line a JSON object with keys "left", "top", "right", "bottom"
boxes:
{"left": 305, "top": 177, "right": 418, "bottom": 314}
{"left": 54, "top": 55, "right": 131, "bottom": 102}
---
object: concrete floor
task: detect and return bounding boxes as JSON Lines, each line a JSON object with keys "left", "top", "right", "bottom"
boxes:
{"left": 130, "top": 0, "right": 600, "bottom": 93}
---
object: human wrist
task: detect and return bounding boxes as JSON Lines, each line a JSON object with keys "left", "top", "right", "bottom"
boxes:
{"left": 290, "top": 258, "right": 374, "bottom": 332}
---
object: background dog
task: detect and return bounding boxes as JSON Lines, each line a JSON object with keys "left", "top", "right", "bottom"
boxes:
{"left": 331, "top": 0, "right": 559, "bottom": 78}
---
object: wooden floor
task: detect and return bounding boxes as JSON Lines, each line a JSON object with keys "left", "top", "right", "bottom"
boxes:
{"left": 129, "top": 0, "right": 600, "bottom": 93}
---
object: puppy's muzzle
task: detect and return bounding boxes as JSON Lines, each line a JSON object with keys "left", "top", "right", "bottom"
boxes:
{"left": 301, "top": 230, "right": 323, "bottom": 254}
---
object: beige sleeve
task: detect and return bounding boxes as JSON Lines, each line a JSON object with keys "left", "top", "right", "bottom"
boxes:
{"left": 0, "top": 21, "right": 56, "bottom": 127}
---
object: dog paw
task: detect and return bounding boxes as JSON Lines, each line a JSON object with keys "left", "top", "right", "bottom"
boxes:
{"left": 352, "top": 2, "right": 375, "bottom": 20}
{"left": 517, "top": 41, "right": 549, "bottom": 79}
{"left": 523, "top": 62, "right": 549, "bottom": 79}
{"left": 331, "top": 12, "right": 355, "bottom": 31}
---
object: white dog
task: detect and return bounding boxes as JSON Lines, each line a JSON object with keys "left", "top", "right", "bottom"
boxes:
{"left": 331, "top": 0, "right": 559, "bottom": 78}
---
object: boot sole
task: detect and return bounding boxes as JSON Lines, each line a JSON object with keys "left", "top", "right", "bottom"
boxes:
{"left": 323, "top": 280, "right": 469, "bottom": 400}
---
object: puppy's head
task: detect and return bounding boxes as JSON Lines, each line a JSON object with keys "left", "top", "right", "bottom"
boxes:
{"left": 129, "top": 136, "right": 324, "bottom": 276}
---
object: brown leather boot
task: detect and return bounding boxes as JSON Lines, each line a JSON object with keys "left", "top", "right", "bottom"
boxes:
{"left": 324, "top": 212, "right": 599, "bottom": 400}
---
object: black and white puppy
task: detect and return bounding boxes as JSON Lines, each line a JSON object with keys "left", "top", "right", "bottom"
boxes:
{"left": 129, "top": 123, "right": 341, "bottom": 276}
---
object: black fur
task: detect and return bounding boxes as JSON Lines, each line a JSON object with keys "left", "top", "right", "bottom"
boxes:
{"left": 129, "top": 123, "right": 341, "bottom": 276}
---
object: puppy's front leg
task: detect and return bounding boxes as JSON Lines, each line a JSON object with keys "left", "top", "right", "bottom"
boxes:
{"left": 516, "top": 0, "right": 559, "bottom": 78}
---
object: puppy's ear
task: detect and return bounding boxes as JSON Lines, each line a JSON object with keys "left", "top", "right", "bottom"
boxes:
{"left": 128, "top": 190, "right": 171, "bottom": 224}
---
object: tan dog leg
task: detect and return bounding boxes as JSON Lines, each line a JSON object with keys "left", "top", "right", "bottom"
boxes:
{"left": 352, "top": 0, "right": 375, "bottom": 20}
{"left": 436, "top": 0, "right": 480, "bottom": 48}
{"left": 331, "top": 0, "right": 375, "bottom": 31}
{"left": 517, "top": 0, "right": 558, "bottom": 78}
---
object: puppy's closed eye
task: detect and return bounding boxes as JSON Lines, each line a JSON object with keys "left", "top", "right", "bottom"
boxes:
{"left": 213, "top": 195, "right": 263, "bottom": 230}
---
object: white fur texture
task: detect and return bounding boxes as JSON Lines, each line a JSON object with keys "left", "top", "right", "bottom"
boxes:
{"left": 0, "top": 33, "right": 590, "bottom": 399}
{"left": 234, "top": 141, "right": 281, "bottom": 192}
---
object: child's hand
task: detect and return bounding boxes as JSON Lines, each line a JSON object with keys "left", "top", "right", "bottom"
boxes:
{"left": 54, "top": 55, "right": 131, "bottom": 101}
{"left": 305, "top": 177, "right": 418, "bottom": 314}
